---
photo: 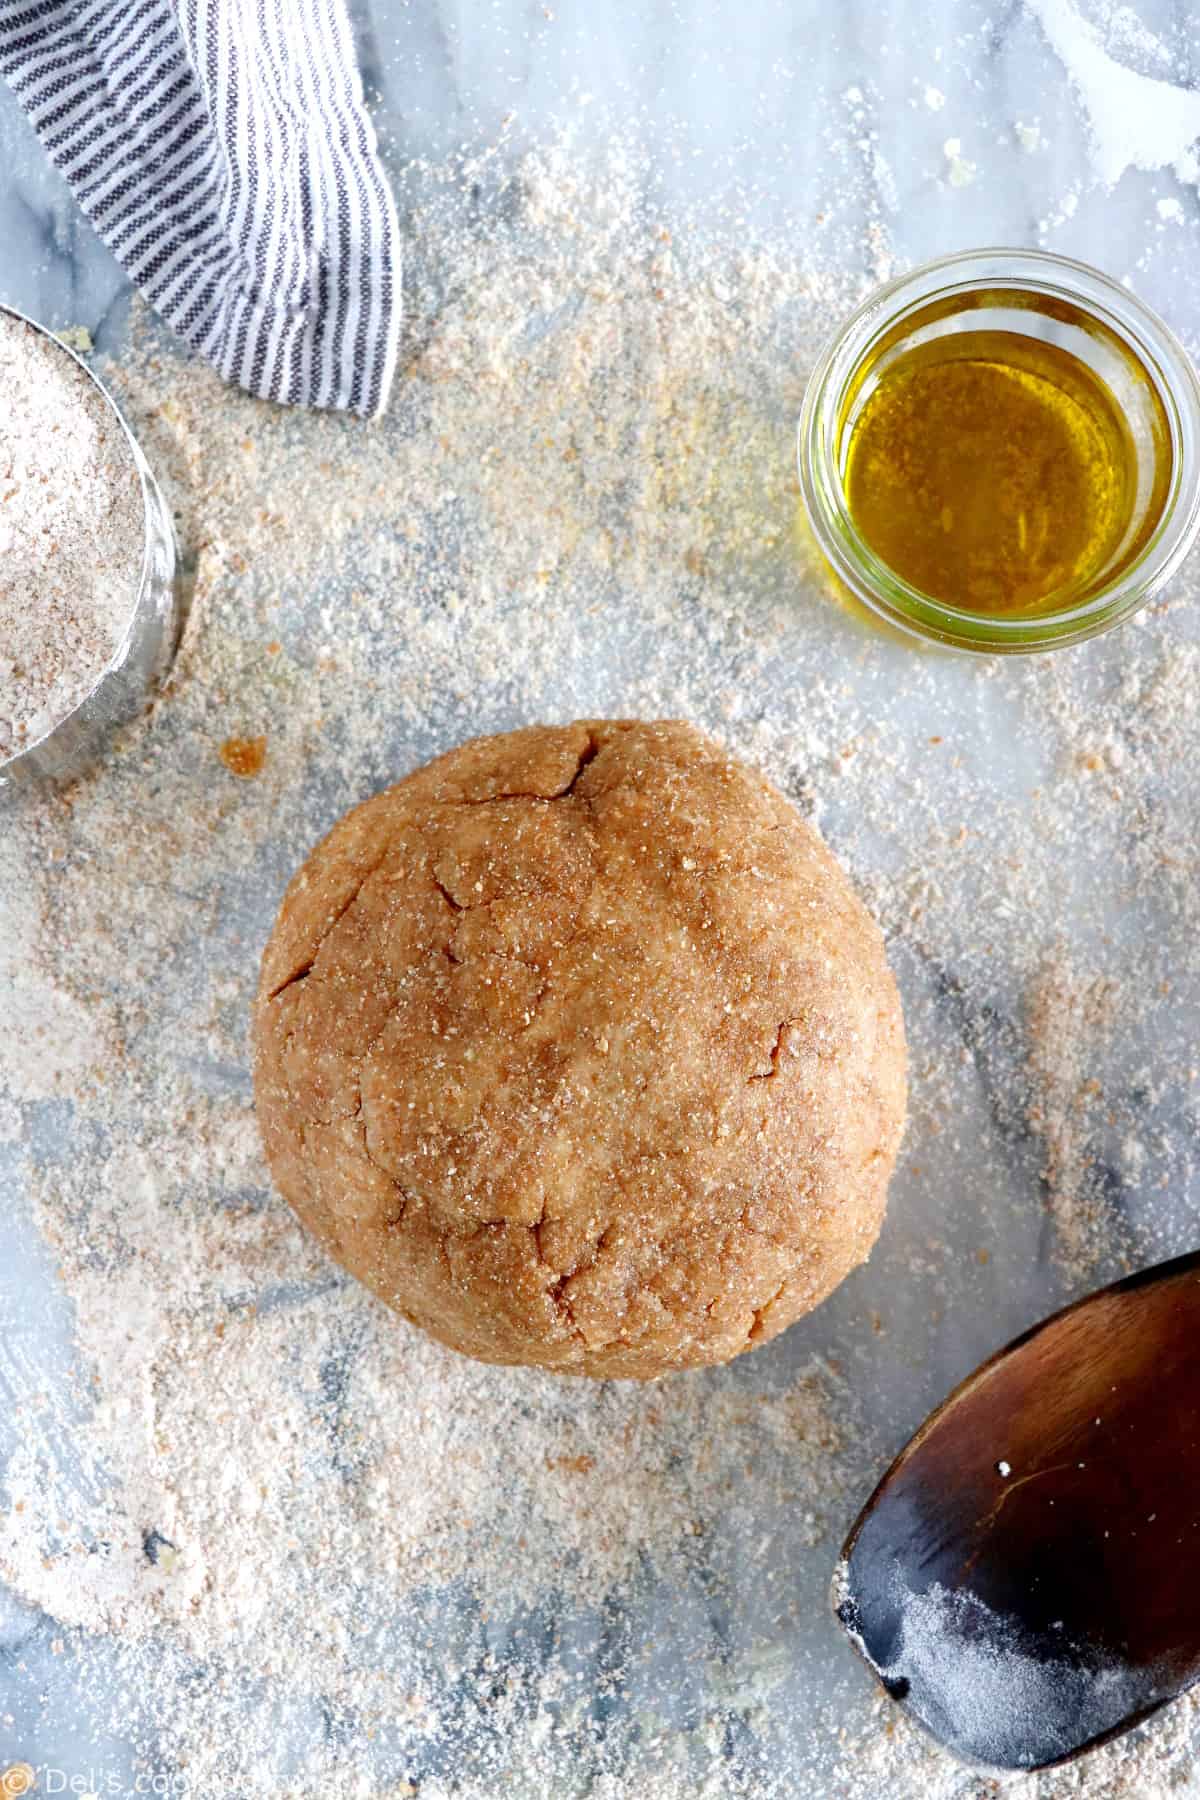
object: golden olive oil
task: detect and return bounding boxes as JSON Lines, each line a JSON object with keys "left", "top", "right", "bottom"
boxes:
{"left": 841, "top": 329, "right": 1163, "bottom": 617}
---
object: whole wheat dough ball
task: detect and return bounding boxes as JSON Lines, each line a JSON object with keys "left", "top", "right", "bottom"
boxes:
{"left": 254, "top": 720, "right": 906, "bottom": 1378}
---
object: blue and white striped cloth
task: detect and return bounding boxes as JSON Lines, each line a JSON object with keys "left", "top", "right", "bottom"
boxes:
{"left": 0, "top": 0, "right": 401, "bottom": 417}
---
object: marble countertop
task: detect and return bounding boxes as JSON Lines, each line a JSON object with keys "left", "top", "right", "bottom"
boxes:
{"left": 4, "top": 0, "right": 1200, "bottom": 345}
{"left": 3, "top": 0, "right": 1200, "bottom": 1794}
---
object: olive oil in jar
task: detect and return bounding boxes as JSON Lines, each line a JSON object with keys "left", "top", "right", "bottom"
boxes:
{"left": 800, "top": 254, "right": 1200, "bottom": 652}
{"left": 841, "top": 328, "right": 1165, "bottom": 617}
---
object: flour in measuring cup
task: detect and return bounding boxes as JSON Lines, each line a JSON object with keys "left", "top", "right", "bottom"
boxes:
{"left": 0, "top": 312, "right": 143, "bottom": 758}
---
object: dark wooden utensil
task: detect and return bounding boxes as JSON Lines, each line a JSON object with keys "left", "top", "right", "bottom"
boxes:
{"left": 835, "top": 1250, "right": 1200, "bottom": 1771}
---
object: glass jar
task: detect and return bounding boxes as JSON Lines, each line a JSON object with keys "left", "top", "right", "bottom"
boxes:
{"left": 0, "top": 304, "right": 179, "bottom": 789}
{"left": 798, "top": 249, "right": 1200, "bottom": 653}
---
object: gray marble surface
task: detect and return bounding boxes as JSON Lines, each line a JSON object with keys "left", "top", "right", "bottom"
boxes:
{"left": 3, "top": 0, "right": 1200, "bottom": 345}
{"left": 3, "top": 0, "right": 1200, "bottom": 1794}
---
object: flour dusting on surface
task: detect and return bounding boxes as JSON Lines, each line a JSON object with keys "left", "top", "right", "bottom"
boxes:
{"left": 1, "top": 122, "right": 1200, "bottom": 1796}
{"left": 1025, "top": 0, "right": 1200, "bottom": 188}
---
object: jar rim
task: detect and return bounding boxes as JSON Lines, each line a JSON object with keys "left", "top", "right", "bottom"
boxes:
{"left": 798, "top": 248, "right": 1200, "bottom": 654}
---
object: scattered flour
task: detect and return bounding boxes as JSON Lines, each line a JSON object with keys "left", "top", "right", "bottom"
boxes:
{"left": 0, "top": 119, "right": 1199, "bottom": 1798}
{"left": 1025, "top": 959, "right": 1122, "bottom": 1281}
{"left": 942, "top": 137, "right": 978, "bottom": 187}
{"left": 1025, "top": 0, "right": 1200, "bottom": 188}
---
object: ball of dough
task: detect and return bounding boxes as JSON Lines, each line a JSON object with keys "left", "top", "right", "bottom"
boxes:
{"left": 254, "top": 720, "right": 906, "bottom": 1378}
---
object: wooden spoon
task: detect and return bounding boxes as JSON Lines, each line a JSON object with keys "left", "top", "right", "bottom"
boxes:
{"left": 835, "top": 1250, "right": 1200, "bottom": 1771}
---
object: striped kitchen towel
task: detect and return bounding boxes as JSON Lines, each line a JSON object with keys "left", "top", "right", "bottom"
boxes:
{"left": 0, "top": 0, "right": 401, "bottom": 417}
